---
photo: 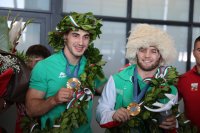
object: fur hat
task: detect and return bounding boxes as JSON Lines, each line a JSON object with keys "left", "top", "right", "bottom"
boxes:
{"left": 126, "top": 24, "right": 177, "bottom": 65}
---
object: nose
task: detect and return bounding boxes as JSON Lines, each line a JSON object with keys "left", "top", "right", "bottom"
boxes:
{"left": 144, "top": 50, "right": 151, "bottom": 57}
{"left": 78, "top": 37, "right": 84, "bottom": 46}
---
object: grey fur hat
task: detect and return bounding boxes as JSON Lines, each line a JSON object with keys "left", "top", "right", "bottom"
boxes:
{"left": 126, "top": 24, "right": 177, "bottom": 65}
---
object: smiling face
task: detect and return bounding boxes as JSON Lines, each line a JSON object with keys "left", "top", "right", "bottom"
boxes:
{"left": 63, "top": 29, "right": 90, "bottom": 61}
{"left": 136, "top": 46, "right": 162, "bottom": 72}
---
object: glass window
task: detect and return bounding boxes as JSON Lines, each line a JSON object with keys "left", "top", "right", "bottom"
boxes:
{"left": 131, "top": 24, "right": 188, "bottom": 74}
{"left": 166, "top": 26, "right": 188, "bottom": 74}
{"left": 16, "top": 23, "right": 40, "bottom": 52}
{"left": 191, "top": 28, "right": 200, "bottom": 68}
{"left": 94, "top": 21, "right": 126, "bottom": 77}
{"left": 193, "top": 0, "right": 200, "bottom": 22}
{"left": 63, "top": 0, "right": 127, "bottom": 17}
{"left": 0, "top": 0, "right": 50, "bottom": 11}
{"left": 132, "top": 0, "right": 189, "bottom": 21}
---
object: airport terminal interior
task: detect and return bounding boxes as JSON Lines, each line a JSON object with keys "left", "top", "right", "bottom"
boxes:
{"left": 1, "top": 0, "right": 200, "bottom": 132}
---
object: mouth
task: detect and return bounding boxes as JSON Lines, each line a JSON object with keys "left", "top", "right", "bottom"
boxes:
{"left": 143, "top": 60, "right": 152, "bottom": 64}
{"left": 75, "top": 46, "right": 84, "bottom": 52}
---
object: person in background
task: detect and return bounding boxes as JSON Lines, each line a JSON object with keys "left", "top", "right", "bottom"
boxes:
{"left": 15, "top": 44, "right": 51, "bottom": 133}
{"left": 96, "top": 24, "right": 178, "bottom": 133}
{"left": 25, "top": 12, "right": 106, "bottom": 133}
{"left": 26, "top": 44, "right": 51, "bottom": 69}
{"left": 177, "top": 36, "right": 200, "bottom": 131}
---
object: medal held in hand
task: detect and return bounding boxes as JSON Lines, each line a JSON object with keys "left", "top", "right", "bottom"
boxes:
{"left": 127, "top": 102, "right": 141, "bottom": 116}
{"left": 66, "top": 78, "right": 81, "bottom": 91}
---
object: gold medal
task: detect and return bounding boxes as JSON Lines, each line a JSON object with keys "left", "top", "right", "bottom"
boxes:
{"left": 127, "top": 102, "right": 141, "bottom": 116}
{"left": 66, "top": 78, "right": 81, "bottom": 91}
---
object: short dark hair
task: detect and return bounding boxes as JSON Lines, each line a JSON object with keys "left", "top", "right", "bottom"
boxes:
{"left": 26, "top": 44, "right": 51, "bottom": 58}
{"left": 194, "top": 36, "right": 200, "bottom": 49}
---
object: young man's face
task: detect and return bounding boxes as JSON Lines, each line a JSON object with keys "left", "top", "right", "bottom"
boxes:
{"left": 64, "top": 29, "right": 90, "bottom": 58}
{"left": 136, "top": 46, "right": 161, "bottom": 71}
{"left": 193, "top": 41, "right": 200, "bottom": 66}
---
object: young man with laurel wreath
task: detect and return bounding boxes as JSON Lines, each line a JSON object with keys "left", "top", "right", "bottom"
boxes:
{"left": 96, "top": 24, "right": 178, "bottom": 133}
{"left": 25, "top": 12, "right": 107, "bottom": 133}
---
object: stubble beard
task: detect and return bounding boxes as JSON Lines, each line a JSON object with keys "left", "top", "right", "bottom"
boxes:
{"left": 65, "top": 43, "right": 83, "bottom": 58}
{"left": 136, "top": 57, "right": 161, "bottom": 72}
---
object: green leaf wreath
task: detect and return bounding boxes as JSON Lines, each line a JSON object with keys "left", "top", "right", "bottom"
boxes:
{"left": 21, "top": 12, "right": 106, "bottom": 133}
{"left": 48, "top": 12, "right": 102, "bottom": 52}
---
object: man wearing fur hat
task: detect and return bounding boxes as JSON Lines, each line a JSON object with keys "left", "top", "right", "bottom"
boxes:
{"left": 96, "top": 24, "right": 178, "bottom": 133}
{"left": 25, "top": 12, "right": 107, "bottom": 133}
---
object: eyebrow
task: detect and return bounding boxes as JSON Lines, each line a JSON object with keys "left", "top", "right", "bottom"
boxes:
{"left": 84, "top": 34, "right": 90, "bottom": 37}
{"left": 71, "top": 32, "right": 90, "bottom": 36}
{"left": 71, "top": 32, "right": 79, "bottom": 35}
{"left": 196, "top": 48, "right": 200, "bottom": 50}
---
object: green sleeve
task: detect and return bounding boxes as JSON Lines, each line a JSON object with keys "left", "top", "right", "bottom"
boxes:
{"left": 29, "top": 61, "right": 48, "bottom": 92}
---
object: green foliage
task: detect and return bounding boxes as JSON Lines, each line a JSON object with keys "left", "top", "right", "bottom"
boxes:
{"left": 0, "top": 16, "right": 9, "bottom": 52}
{"left": 48, "top": 32, "right": 64, "bottom": 52}
{"left": 53, "top": 102, "right": 88, "bottom": 132}
{"left": 177, "top": 113, "right": 198, "bottom": 133}
{"left": 48, "top": 12, "right": 102, "bottom": 52}
{"left": 57, "top": 12, "right": 102, "bottom": 41}
{"left": 21, "top": 116, "right": 41, "bottom": 133}
{"left": 15, "top": 51, "right": 29, "bottom": 62}
{"left": 80, "top": 43, "right": 106, "bottom": 92}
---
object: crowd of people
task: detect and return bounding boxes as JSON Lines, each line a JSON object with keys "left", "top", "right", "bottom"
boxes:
{"left": 0, "top": 11, "right": 200, "bottom": 133}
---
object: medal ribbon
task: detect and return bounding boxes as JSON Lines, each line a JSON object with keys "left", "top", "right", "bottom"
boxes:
{"left": 155, "top": 66, "right": 171, "bottom": 79}
{"left": 62, "top": 50, "right": 80, "bottom": 78}
{"left": 132, "top": 67, "right": 150, "bottom": 103}
{"left": 132, "top": 66, "right": 170, "bottom": 103}
{"left": 63, "top": 50, "right": 94, "bottom": 109}
{"left": 66, "top": 88, "right": 93, "bottom": 109}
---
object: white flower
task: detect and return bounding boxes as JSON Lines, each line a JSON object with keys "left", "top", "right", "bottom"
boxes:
{"left": 9, "top": 18, "right": 23, "bottom": 47}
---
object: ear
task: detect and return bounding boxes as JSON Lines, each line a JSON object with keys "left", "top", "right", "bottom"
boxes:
{"left": 193, "top": 49, "right": 196, "bottom": 58}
